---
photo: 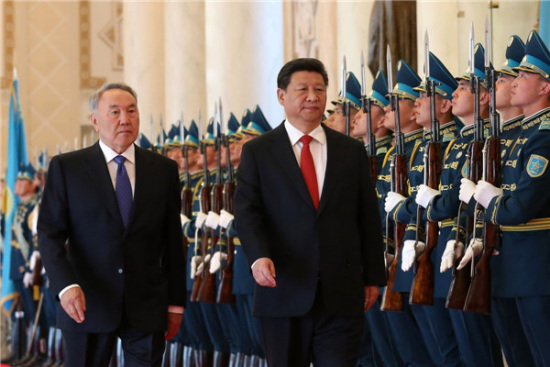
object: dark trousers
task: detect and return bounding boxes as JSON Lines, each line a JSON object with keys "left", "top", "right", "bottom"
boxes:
{"left": 259, "top": 284, "right": 363, "bottom": 367}
{"left": 62, "top": 316, "right": 165, "bottom": 367}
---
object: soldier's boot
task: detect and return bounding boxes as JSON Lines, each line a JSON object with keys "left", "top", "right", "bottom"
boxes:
{"left": 213, "top": 351, "right": 230, "bottom": 367}
{"left": 182, "top": 346, "right": 194, "bottom": 367}
{"left": 249, "top": 355, "right": 261, "bottom": 367}
{"left": 13, "top": 324, "right": 35, "bottom": 366}
{"left": 242, "top": 355, "right": 251, "bottom": 367}
{"left": 161, "top": 342, "right": 172, "bottom": 367}
{"left": 41, "top": 327, "right": 56, "bottom": 367}
{"left": 169, "top": 342, "right": 183, "bottom": 367}
{"left": 18, "top": 327, "right": 47, "bottom": 367}
{"left": 193, "top": 350, "right": 205, "bottom": 367}
{"left": 233, "top": 353, "right": 245, "bottom": 367}
{"left": 51, "top": 328, "right": 64, "bottom": 367}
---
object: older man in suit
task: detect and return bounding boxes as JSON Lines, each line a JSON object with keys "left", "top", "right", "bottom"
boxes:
{"left": 38, "top": 83, "right": 186, "bottom": 367}
{"left": 234, "top": 58, "right": 386, "bottom": 367}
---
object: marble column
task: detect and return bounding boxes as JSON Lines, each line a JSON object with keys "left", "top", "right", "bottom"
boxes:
{"left": 164, "top": 1, "right": 206, "bottom": 128}
{"left": 336, "top": 2, "right": 375, "bottom": 94}
{"left": 123, "top": 1, "right": 165, "bottom": 136}
{"left": 205, "top": 1, "right": 284, "bottom": 128}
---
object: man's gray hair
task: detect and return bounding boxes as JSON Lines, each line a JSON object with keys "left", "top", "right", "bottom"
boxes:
{"left": 88, "top": 83, "right": 138, "bottom": 113}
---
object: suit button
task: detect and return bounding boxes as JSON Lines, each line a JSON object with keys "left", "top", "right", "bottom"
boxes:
{"left": 118, "top": 268, "right": 123, "bottom": 274}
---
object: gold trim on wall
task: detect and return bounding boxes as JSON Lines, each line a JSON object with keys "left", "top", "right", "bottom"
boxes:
{"left": 2, "top": 1, "right": 15, "bottom": 89}
{"left": 80, "top": 0, "right": 106, "bottom": 89}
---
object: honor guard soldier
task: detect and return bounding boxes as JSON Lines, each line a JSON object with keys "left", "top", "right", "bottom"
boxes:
{"left": 404, "top": 51, "right": 463, "bottom": 366}
{"left": 428, "top": 43, "right": 503, "bottom": 367}
{"left": 165, "top": 123, "right": 187, "bottom": 186}
{"left": 352, "top": 70, "right": 402, "bottom": 367}
{"left": 382, "top": 60, "right": 437, "bottom": 366}
{"left": 325, "top": 71, "right": 362, "bottom": 134}
{"left": 495, "top": 36, "right": 526, "bottom": 164}
{"left": 468, "top": 30, "right": 550, "bottom": 367}
{"left": 10, "top": 164, "right": 40, "bottom": 328}
{"left": 180, "top": 119, "right": 216, "bottom": 364}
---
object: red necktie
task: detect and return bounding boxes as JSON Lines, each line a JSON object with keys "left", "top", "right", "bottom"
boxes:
{"left": 300, "top": 135, "right": 319, "bottom": 209}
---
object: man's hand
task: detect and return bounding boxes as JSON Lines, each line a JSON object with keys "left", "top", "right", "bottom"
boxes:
{"left": 165, "top": 311, "right": 183, "bottom": 340}
{"left": 60, "top": 286, "right": 86, "bottom": 323}
{"left": 440, "top": 240, "right": 464, "bottom": 273}
{"left": 416, "top": 185, "right": 440, "bottom": 208}
{"left": 459, "top": 178, "right": 477, "bottom": 204}
{"left": 252, "top": 258, "right": 276, "bottom": 287}
{"left": 364, "top": 286, "right": 379, "bottom": 311}
{"left": 474, "top": 180, "right": 503, "bottom": 208}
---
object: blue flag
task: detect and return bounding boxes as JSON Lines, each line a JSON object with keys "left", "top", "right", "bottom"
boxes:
{"left": 1, "top": 74, "right": 28, "bottom": 315}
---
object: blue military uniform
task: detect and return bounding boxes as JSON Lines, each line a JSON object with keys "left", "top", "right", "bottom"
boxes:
{"left": 10, "top": 164, "right": 40, "bottom": 327}
{"left": 482, "top": 30, "right": 550, "bottom": 367}
{"left": 381, "top": 60, "right": 437, "bottom": 366}
{"left": 356, "top": 69, "right": 401, "bottom": 367}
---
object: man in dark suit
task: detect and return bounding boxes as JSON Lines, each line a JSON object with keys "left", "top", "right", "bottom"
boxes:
{"left": 37, "top": 83, "right": 186, "bottom": 366}
{"left": 234, "top": 58, "right": 386, "bottom": 367}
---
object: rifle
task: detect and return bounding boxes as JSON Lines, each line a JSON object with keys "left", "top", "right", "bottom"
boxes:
{"left": 341, "top": 56, "right": 351, "bottom": 136}
{"left": 181, "top": 138, "right": 193, "bottom": 265}
{"left": 464, "top": 17, "right": 499, "bottom": 314}
{"left": 447, "top": 24, "right": 484, "bottom": 309}
{"left": 410, "top": 33, "right": 442, "bottom": 306}
{"left": 361, "top": 52, "right": 378, "bottom": 182}
{"left": 197, "top": 118, "right": 223, "bottom": 303}
{"left": 381, "top": 45, "right": 405, "bottom": 312}
{"left": 217, "top": 128, "right": 236, "bottom": 304}
{"left": 190, "top": 115, "right": 211, "bottom": 302}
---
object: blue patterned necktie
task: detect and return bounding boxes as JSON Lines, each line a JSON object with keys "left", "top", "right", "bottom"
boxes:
{"left": 114, "top": 155, "right": 133, "bottom": 229}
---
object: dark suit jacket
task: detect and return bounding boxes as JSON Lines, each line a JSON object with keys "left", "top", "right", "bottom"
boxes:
{"left": 38, "top": 143, "right": 186, "bottom": 333}
{"left": 234, "top": 123, "right": 386, "bottom": 318}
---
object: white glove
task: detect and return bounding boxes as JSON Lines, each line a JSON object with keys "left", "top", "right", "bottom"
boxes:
{"left": 474, "top": 180, "right": 503, "bottom": 208}
{"left": 401, "top": 240, "right": 426, "bottom": 272}
{"left": 205, "top": 211, "right": 220, "bottom": 230}
{"left": 440, "top": 240, "right": 464, "bottom": 273}
{"left": 459, "top": 178, "right": 477, "bottom": 204}
{"left": 190, "top": 255, "right": 202, "bottom": 279}
{"left": 29, "top": 250, "right": 41, "bottom": 271}
{"left": 180, "top": 214, "right": 191, "bottom": 226}
{"left": 385, "top": 192, "right": 406, "bottom": 213}
{"left": 209, "top": 251, "right": 228, "bottom": 274}
{"left": 196, "top": 254, "right": 211, "bottom": 276}
{"left": 23, "top": 272, "right": 33, "bottom": 288}
{"left": 219, "top": 210, "right": 235, "bottom": 229}
{"left": 195, "top": 212, "right": 208, "bottom": 228}
{"left": 457, "top": 238, "right": 483, "bottom": 270}
{"left": 416, "top": 185, "right": 440, "bottom": 208}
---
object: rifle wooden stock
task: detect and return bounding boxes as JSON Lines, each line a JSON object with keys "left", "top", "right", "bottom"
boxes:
{"left": 410, "top": 142, "right": 442, "bottom": 305}
{"left": 464, "top": 137, "right": 501, "bottom": 314}
{"left": 217, "top": 181, "right": 236, "bottom": 304}
{"left": 32, "top": 256, "right": 44, "bottom": 287}
{"left": 190, "top": 185, "right": 211, "bottom": 302}
{"left": 197, "top": 183, "right": 223, "bottom": 303}
{"left": 369, "top": 155, "right": 378, "bottom": 185}
{"left": 446, "top": 141, "right": 483, "bottom": 309}
{"left": 381, "top": 154, "right": 408, "bottom": 312}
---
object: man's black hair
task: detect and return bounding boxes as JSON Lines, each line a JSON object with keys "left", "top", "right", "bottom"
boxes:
{"left": 277, "top": 58, "right": 329, "bottom": 91}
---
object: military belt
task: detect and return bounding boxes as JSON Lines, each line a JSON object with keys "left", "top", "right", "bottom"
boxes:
{"left": 500, "top": 217, "right": 550, "bottom": 232}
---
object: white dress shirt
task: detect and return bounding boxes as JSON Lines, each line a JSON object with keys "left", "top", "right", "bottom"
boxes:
{"left": 284, "top": 120, "right": 327, "bottom": 198}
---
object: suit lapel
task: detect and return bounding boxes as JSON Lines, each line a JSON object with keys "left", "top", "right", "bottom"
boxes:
{"left": 85, "top": 143, "right": 123, "bottom": 228}
{"left": 268, "top": 123, "right": 315, "bottom": 210}
{"left": 317, "top": 126, "right": 345, "bottom": 214}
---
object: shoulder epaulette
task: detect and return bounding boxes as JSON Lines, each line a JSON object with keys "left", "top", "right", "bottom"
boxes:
{"left": 539, "top": 118, "right": 550, "bottom": 130}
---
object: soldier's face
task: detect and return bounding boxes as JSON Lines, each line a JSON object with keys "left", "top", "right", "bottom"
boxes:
{"left": 414, "top": 92, "right": 432, "bottom": 128}
{"left": 352, "top": 110, "right": 367, "bottom": 137}
{"left": 324, "top": 104, "right": 357, "bottom": 134}
{"left": 277, "top": 71, "right": 327, "bottom": 129}
{"left": 451, "top": 80, "right": 474, "bottom": 120}
{"left": 511, "top": 71, "right": 549, "bottom": 109}
{"left": 495, "top": 74, "right": 516, "bottom": 110}
{"left": 91, "top": 89, "right": 140, "bottom": 154}
{"left": 14, "top": 179, "right": 36, "bottom": 197}
{"left": 229, "top": 140, "right": 242, "bottom": 166}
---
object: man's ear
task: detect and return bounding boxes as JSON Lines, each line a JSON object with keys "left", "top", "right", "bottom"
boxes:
{"left": 277, "top": 88, "right": 285, "bottom": 106}
{"left": 90, "top": 113, "right": 99, "bottom": 132}
{"left": 540, "top": 80, "right": 550, "bottom": 97}
{"left": 440, "top": 98, "right": 452, "bottom": 114}
{"left": 479, "top": 90, "right": 490, "bottom": 105}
